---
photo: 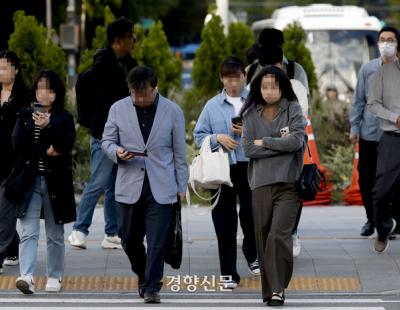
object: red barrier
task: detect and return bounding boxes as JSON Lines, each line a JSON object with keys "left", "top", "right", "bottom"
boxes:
{"left": 303, "top": 116, "right": 333, "bottom": 206}
{"left": 343, "top": 144, "right": 363, "bottom": 205}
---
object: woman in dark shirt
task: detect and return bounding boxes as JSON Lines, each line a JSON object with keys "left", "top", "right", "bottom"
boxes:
{"left": 0, "top": 50, "right": 29, "bottom": 273}
{"left": 8, "top": 70, "right": 76, "bottom": 294}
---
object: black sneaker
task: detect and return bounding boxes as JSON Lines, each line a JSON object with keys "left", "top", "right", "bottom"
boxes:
{"left": 360, "top": 222, "right": 375, "bottom": 237}
{"left": 4, "top": 256, "right": 19, "bottom": 266}
{"left": 248, "top": 259, "right": 260, "bottom": 275}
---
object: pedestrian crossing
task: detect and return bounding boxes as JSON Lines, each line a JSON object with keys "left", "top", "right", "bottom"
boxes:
{"left": 0, "top": 296, "right": 394, "bottom": 309}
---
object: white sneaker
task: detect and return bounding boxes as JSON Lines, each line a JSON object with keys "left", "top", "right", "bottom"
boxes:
{"left": 46, "top": 277, "right": 62, "bottom": 292}
{"left": 101, "top": 235, "right": 122, "bottom": 249}
{"left": 223, "top": 280, "right": 238, "bottom": 289}
{"left": 293, "top": 232, "right": 301, "bottom": 257}
{"left": 4, "top": 256, "right": 19, "bottom": 266}
{"left": 68, "top": 230, "right": 87, "bottom": 249}
{"left": 16, "top": 275, "right": 35, "bottom": 294}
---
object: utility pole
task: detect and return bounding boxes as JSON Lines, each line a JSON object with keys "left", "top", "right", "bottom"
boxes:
{"left": 216, "top": 0, "right": 229, "bottom": 35}
{"left": 46, "top": 0, "right": 52, "bottom": 39}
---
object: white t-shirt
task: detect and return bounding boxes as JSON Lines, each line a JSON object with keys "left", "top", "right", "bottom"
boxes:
{"left": 226, "top": 95, "right": 243, "bottom": 116}
{"left": 291, "top": 79, "right": 308, "bottom": 117}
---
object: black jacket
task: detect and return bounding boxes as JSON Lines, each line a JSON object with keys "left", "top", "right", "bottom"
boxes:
{"left": 0, "top": 84, "right": 29, "bottom": 180}
{"left": 9, "top": 107, "right": 77, "bottom": 223}
{"left": 89, "top": 46, "right": 137, "bottom": 139}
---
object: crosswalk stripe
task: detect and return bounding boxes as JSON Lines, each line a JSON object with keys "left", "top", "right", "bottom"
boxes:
{"left": 0, "top": 307, "right": 387, "bottom": 310}
{"left": 0, "top": 298, "right": 392, "bottom": 304}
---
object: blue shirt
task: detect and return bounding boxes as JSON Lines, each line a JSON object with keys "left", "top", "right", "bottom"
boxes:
{"left": 193, "top": 89, "right": 248, "bottom": 165}
{"left": 350, "top": 57, "right": 383, "bottom": 142}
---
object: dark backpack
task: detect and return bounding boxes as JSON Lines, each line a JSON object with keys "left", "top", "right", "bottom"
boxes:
{"left": 246, "top": 59, "right": 295, "bottom": 85}
{"left": 75, "top": 68, "right": 93, "bottom": 128}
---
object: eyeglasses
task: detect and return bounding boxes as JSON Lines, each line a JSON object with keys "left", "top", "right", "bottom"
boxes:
{"left": 378, "top": 38, "right": 397, "bottom": 43}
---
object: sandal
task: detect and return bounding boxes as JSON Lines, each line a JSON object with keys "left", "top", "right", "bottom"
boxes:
{"left": 267, "top": 292, "right": 285, "bottom": 306}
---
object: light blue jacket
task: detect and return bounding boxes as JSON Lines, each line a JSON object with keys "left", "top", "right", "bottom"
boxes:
{"left": 349, "top": 57, "right": 383, "bottom": 142}
{"left": 193, "top": 89, "right": 248, "bottom": 165}
{"left": 101, "top": 95, "right": 189, "bottom": 205}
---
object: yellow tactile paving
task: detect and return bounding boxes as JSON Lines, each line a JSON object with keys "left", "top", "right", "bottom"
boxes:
{"left": 0, "top": 275, "right": 360, "bottom": 292}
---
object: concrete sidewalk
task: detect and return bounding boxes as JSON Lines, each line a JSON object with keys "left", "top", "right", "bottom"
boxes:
{"left": 1, "top": 205, "right": 400, "bottom": 294}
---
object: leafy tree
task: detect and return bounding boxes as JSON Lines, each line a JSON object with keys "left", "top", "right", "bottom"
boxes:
{"left": 192, "top": 13, "right": 229, "bottom": 96}
{"left": 227, "top": 22, "right": 255, "bottom": 65}
{"left": 126, "top": 0, "right": 180, "bottom": 21}
{"left": 8, "top": 11, "right": 66, "bottom": 86}
{"left": 133, "top": 21, "right": 182, "bottom": 96}
{"left": 283, "top": 22, "right": 318, "bottom": 94}
{"left": 78, "top": 6, "right": 115, "bottom": 73}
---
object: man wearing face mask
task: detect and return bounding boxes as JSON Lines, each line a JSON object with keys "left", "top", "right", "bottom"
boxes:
{"left": 349, "top": 26, "right": 400, "bottom": 238}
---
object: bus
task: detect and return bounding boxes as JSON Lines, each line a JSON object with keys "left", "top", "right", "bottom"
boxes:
{"left": 252, "top": 4, "right": 381, "bottom": 101}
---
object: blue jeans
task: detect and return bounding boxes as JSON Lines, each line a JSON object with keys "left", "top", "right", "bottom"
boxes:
{"left": 73, "top": 137, "right": 118, "bottom": 236}
{"left": 19, "top": 177, "right": 65, "bottom": 279}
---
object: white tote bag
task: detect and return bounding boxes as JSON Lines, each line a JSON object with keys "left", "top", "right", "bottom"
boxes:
{"left": 188, "top": 135, "right": 232, "bottom": 209}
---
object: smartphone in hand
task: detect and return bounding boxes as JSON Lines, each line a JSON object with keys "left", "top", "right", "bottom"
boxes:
{"left": 231, "top": 116, "right": 243, "bottom": 126}
{"left": 127, "top": 151, "right": 147, "bottom": 157}
{"left": 34, "top": 103, "right": 46, "bottom": 114}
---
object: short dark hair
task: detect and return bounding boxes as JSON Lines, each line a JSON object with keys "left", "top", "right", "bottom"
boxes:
{"left": 258, "top": 43, "right": 283, "bottom": 66}
{"left": 32, "top": 70, "right": 65, "bottom": 111}
{"left": 127, "top": 65, "right": 157, "bottom": 90}
{"left": 241, "top": 65, "right": 297, "bottom": 117}
{"left": 220, "top": 56, "right": 245, "bottom": 77}
{"left": 106, "top": 17, "right": 134, "bottom": 45}
{"left": 258, "top": 28, "right": 284, "bottom": 47}
{"left": 0, "top": 50, "right": 26, "bottom": 94}
{"left": 379, "top": 25, "right": 399, "bottom": 40}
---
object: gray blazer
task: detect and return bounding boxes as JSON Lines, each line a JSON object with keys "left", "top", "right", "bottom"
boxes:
{"left": 101, "top": 95, "right": 189, "bottom": 205}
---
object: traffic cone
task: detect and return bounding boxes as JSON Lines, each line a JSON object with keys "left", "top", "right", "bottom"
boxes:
{"left": 303, "top": 116, "right": 333, "bottom": 206}
{"left": 343, "top": 144, "right": 363, "bottom": 205}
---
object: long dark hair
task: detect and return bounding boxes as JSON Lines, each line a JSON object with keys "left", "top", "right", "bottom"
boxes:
{"left": 32, "top": 70, "right": 65, "bottom": 111}
{"left": 241, "top": 65, "right": 297, "bottom": 117}
{"left": 0, "top": 50, "right": 27, "bottom": 96}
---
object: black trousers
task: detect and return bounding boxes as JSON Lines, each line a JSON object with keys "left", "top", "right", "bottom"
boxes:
{"left": 210, "top": 162, "right": 257, "bottom": 284}
{"left": 117, "top": 176, "right": 172, "bottom": 294}
{"left": 358, "top": 138, "right": 379, "bottom": 225}
{"left": 373, "top": 133, "right": 400, "bottom": 237}
{"left": 0, "top": 184, "right": 20, "bottom": 264}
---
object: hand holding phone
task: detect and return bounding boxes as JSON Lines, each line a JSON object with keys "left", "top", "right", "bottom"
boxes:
{"left": 231, "top": 116, "right": 243, "bottom": 126}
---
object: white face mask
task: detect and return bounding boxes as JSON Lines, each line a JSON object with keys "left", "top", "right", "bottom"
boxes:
{"left": 378, "top": 42, "right": 397, "bottom": 58}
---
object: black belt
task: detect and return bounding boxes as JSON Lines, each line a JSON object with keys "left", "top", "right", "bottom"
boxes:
{"left": 384, "top": 131, "right": 400, "bottom": 137}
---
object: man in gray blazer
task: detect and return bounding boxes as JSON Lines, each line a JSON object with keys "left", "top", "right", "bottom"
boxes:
{"left": 102, "top": 66, "right": 188, "bottom": 303}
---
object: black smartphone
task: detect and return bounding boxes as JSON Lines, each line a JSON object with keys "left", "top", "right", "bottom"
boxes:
{"left": 231, "top": 116, "right": 243, "bottom": 126}
{"left": 127, "top": 151, "right": 148, "bottom": 157}
{"left": 34, "top": 103, "right": 46, "bottom": 114}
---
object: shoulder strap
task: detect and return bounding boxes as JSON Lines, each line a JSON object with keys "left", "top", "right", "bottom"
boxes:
{"left": 246, "top": 62, "right": 258, "bottom": 85}
{"left": 287, "top": 60, "right": 295, "bottom": 79}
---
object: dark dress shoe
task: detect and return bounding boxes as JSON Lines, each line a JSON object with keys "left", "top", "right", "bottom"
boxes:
{"left": 144, "top": 291, "right": 160, "bottom": 304}
{"left": 138, "top": 286, "right": 144, "bottom": 298}
{"left": 360, "top": 222, "right": 375, "bottom": 237}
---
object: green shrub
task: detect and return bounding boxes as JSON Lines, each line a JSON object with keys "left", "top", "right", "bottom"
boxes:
{"left": 227, "top": 22, "right": 255, "bottom": 66}
{"left": 8, "top": 11, "right": 66, "bottom": 86}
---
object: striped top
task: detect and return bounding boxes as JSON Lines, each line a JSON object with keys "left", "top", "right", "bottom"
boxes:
{"left": 34, "top": 125, "right": 46, "bottom": 173}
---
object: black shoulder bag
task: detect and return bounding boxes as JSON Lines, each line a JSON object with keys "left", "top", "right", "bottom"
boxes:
{"left": 286, "top": 103, "right": 324, "bottom": 201}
